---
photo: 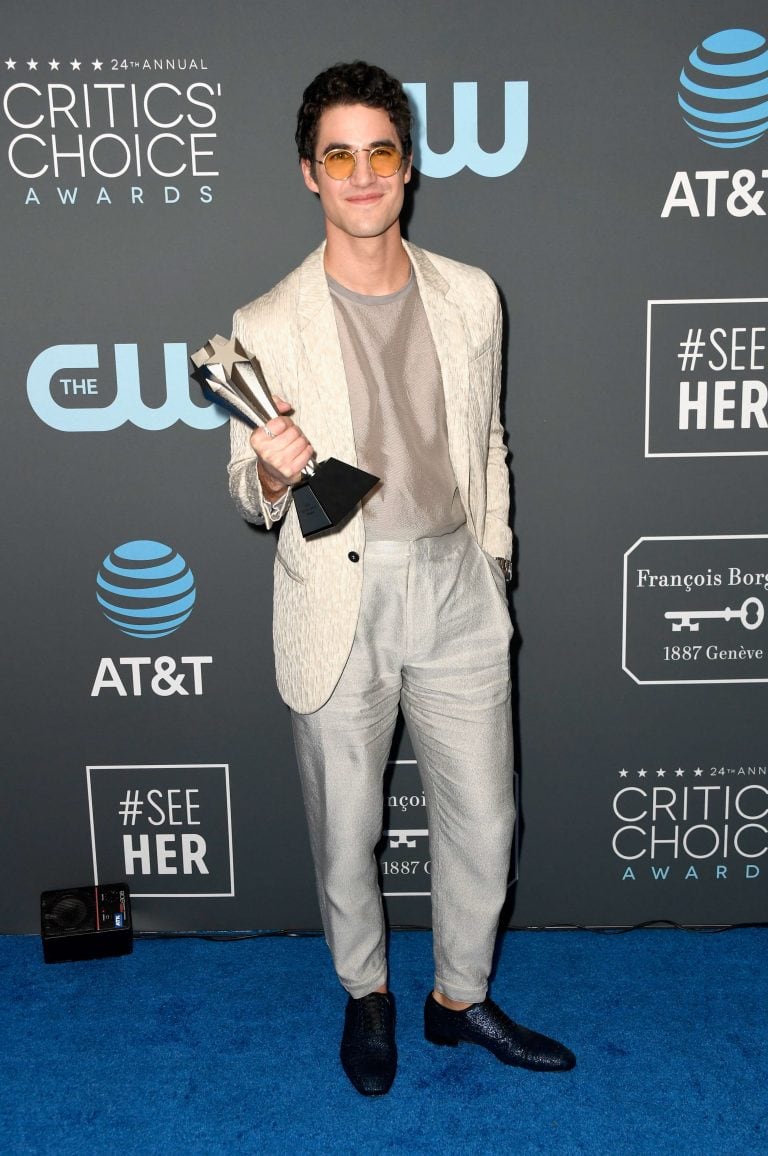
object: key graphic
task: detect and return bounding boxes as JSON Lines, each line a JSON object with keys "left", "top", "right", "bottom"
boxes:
{"left": 385, "top": 829, "right": 429, "bottom": 850}
{"left": 664, "top": 596, "right": 764, "bottom": 632}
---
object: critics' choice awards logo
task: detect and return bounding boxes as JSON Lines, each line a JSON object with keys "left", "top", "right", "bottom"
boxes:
{"left": 623, "top": 535, "right": 768, "bottom": 685}
{"left": 645, "top": 299, "right": 768, "bottom": 457}
{"left": 608, "top": 764, "right": 767, "bottom": 885}
{"left": 27, "top": 342, "right": 227, "bottom": 432}
{"left": 87, "top": 763, "right": 234, "bottom": 898}
{"left": 1, "top": 54, "right": 219, "bottom": 206}
{"left": 92, "top": 539, "right": 211, "bottom": 697}
{"left": 662, "top": 27, "right": 768, "bottom": 217}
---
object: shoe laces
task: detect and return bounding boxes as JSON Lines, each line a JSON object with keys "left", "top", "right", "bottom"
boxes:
{"left": 358, "top": 993, "right": 388, "bottom": 1034}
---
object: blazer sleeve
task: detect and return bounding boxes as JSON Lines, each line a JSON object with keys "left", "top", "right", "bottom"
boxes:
{"left": 226, "top": 306, "right": 292, "bottom": 531}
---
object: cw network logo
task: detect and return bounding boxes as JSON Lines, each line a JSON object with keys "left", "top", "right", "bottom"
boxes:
{"left": 404, "top": 81, "right": 527, "bottom": 178}
{"left": 663, "top": 28, "right": 768, "bottom": 218}
{"left": 27, "top": 342, "right": 226, "bottom": 431}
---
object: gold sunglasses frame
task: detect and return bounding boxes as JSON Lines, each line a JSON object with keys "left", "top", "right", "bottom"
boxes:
{"left": 315, "top": 146, "right": 404, "bottom": 180}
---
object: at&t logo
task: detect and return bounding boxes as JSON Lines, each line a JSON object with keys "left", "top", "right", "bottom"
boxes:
{"left": 678, "top": 28, "right": 768, "bottom": 149}
{"left": 404, "top": 81, "right": 527, "bottom": 177}
{"left": 97, "top": 540, "right": 196, "bottom": 638}
{"left": 92, "top": 539, "right": 212, "bottom": 697}
{"left": 27, "top": 342, "right": 227, "bottom": 431}
{"left": 662, "top": 28, "right": 768, "bottom": 218}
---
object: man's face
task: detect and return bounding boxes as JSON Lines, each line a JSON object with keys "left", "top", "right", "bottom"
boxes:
{"left": 301, "top": 103, "right": 411, "bottom": 243}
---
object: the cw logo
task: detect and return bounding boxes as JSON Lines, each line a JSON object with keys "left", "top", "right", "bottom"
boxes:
{"left": 404, "top": 81, "right": 528, "bottom": 177}
{"left": 27, "top": 343, "right": 227, "bottom": 431}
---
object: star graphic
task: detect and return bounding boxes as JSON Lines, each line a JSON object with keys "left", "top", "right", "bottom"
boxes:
{"left": 190, "top": 334, "right": 276, "bottom": 426}
{"left": 5, "top": 58, "right": 17, "bottom": 70}
{"left": 27, "top": 58, "right": 38, "bottom": 70}
{"left": 638, "top": 768, "right": 647, "bottom": 778}
{"left": 656, "top": 768, "right": 666, "bottom": 778}
{"left": 190, "top": 333, "right": 250, "bottom": 378}
{"left": 675, "top": 768, "right": 685, "bottom": 777}
{"left": 70, "top": 59, "right": 81, "bottom": 71}
{"left": 693, "top": 767, "right": 704, "bottom": 777}
{"left": 49, "top": 59, "right": 60, "bottom": 70}
{"left": 92, "top": 59, "right": 103, "bottom": 70}
{"left": 619, "top": 769, "right": 628, "bottom": 779}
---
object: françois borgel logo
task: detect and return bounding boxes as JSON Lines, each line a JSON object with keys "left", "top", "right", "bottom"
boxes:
{"left": 662, "top": 27, "right": 768, "bottom": 217}
{"left": 623, "top": 535, "right": 768, "bottom": 685}
{"left": 91, "top": 540, "right": 211, "bottom": 698}
{"left": 87, "top": 763, "right": 234, "bottom": 898}
{"left": 379, "top": 760, "right": 431, "bottom": 897}
{"left": 645, "top": 298, "right": 768, "bottom": 458}
{"left": 377, "top": 759, "right": 519, "bottom": 897}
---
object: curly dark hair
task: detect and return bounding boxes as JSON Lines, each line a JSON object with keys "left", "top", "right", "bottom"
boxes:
{"left": 295, "top": 61, "right": 412, "bottom": 165}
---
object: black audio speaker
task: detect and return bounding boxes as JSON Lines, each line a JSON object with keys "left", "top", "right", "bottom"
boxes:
{"left": 40, "top": 883, "right": 133, "bottom": 963}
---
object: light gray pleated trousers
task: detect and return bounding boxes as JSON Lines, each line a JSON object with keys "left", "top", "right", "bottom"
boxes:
{"left": 291, "top": 524, "right": 515, "bottom": 1004}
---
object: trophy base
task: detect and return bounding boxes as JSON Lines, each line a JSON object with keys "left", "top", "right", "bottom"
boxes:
{"left": 292, "top": 459, "right": 379, "bottom": 538}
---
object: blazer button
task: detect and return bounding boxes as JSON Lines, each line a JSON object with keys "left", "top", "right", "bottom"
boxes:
{"left": 348, "top": 551, "right": 360, "bottom": 563}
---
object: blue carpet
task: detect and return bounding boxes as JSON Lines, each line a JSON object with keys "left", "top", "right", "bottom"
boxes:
{"left": 1, "top": 928, "right": 766, "bottom": 1154}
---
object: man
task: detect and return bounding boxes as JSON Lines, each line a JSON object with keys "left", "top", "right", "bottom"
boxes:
{"left": 228, "top": 61, "right": 574, "bottom": 1095}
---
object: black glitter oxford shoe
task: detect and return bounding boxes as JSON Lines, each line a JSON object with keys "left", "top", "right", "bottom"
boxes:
{"left": 340, "top": 992, "right": 397, "bottom": 1096}
{"left": 424, "top": 993, "right": 575, "bottom": 1072}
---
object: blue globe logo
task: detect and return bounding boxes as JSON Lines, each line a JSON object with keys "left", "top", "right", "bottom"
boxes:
{"left": 679, "top": 28, "right": 768, "bottom": 148}
{"left": 96, "top": 540, "right": 196, "bottom": 639}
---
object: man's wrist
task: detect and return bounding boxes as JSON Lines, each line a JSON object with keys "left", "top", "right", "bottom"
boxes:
{"left": 257, "top": 460, "right": 289, "bottom": 503}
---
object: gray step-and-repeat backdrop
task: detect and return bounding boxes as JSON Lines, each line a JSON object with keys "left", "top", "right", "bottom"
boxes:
{"left": 3, "top": 1, "right": 767, "bottom": 932}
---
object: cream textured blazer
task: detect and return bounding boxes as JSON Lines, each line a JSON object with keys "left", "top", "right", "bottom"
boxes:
{"left": 228, "top": 241, "right": 513, "bottom": 714}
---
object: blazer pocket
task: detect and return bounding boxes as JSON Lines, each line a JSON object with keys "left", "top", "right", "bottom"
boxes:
{"left": 469, "top": 333, "right": 494, "bottom": 361}
{"left": 275, "top": 550, "right": 305, "bottom": 584}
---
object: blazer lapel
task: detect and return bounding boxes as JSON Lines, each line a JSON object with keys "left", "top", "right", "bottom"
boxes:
{"left": 406, "top": 243, "right": 471, "bottom": 515}
{"left": 296, "top": 244, "right": 359, "bottom": 465}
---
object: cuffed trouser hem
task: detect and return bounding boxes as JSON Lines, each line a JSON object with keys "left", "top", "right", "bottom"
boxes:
{"left": 343, "top": 968, "right": 390, "bottom": 1000}
{"left": 433, "top": 977, "right": 488, "bottom": 1004}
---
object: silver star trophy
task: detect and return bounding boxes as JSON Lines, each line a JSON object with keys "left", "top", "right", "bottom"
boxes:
{"left": 191, "top": 334, "right": 378, "bottom": 538}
